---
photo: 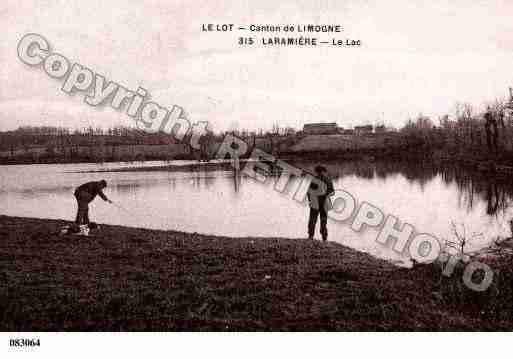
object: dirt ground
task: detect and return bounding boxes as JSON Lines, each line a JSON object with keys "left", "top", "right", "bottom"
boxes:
{"left": 0, "top": 215, "right": 512, "bottom": 331}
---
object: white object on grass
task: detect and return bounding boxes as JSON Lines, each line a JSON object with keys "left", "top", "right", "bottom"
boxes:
{"left": 79, "top": 224, "right": 89, "bottom": 236}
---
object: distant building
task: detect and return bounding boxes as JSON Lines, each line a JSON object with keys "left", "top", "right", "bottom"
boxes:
{"left": 302, "top": 122, "right": 339, "bottom": 135}
{"left": 374, "top": 124, "right": 386, "bottom": 134}
{"left": 354, "top": 125, "right": 373, "bottom": 135}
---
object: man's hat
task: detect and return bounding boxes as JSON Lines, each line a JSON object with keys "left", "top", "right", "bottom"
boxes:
{"left": 314, "top": 165, "right": 327, "bottom": 174}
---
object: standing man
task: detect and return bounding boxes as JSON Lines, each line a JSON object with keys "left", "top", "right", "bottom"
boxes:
{"left": 74, "top": 179, "right": 112, "bottom": 226}
{"left": 307, "top": 165, "right": 334, "bottom": 241}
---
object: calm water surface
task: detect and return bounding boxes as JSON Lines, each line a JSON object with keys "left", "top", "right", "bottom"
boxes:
{"left": 1, "top": 160, "right": 512, "bottom": 265}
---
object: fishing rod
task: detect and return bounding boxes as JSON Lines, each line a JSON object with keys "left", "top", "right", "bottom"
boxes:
{"left": 110, "top": 201, "right": 146, "bottom": 223}
{"left": 109, "top": 200, "right": 173, "bottom": 229}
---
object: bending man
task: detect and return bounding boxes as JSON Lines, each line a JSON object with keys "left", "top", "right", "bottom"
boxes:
{"left": 74, "top": 179, "right": 112, "bottom": 225}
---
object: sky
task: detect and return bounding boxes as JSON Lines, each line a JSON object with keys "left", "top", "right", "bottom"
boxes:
{"left": 1, "top": 0, "right": 513, "bottom": 132}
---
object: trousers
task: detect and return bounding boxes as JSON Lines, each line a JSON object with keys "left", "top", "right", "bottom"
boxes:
{"left": 308, "top": 207, "right": 328, "bottom": 241}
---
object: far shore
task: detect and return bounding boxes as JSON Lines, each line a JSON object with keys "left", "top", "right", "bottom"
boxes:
{"left": 1, "top": 215, "right": 512, "bottom": 330}
{"left": 3, "top": 152, "right": 513, "bottom": 178}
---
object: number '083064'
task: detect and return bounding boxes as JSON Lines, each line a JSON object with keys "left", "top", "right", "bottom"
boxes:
{"left": 10, "top": 338, "right": 40, "bottom": 347}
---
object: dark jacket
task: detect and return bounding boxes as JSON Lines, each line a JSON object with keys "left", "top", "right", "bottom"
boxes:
{"left": 74, "top": 181, "right": 108, "bottom": 202}
{"left": 307, "top": 174, "right": 334, "bottom": 211}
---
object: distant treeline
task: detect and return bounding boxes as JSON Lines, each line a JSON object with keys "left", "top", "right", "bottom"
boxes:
{"left": 0, "top": 125, "right": 284, "bottom": 164}
{"left": 2, "top": 99, "right": 513, "bottom": 165}
{"left": 398, "top": 102, "right": 513, "bottom": 166}
{"left": 0, "top": 124, "right": 297, "bottom": 164}
{"left": 0, "top": 126, "right": 197, "bottom": 164}
{"left": 0, "top": 125, "right": 181, "bottom": 149}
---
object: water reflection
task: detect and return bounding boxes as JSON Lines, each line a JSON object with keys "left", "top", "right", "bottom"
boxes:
{"left": 439, "top": 166, "right": 513, "bottom": 216}
{"left": 2, "top": 160, "right": 513, "bottom": 263}
{"left": 294, "top": 160, "right": 513, "bottom": 218}
{"left": 112, "top": 182, "right": 143, "bottom": 195}
{"left": 183, "top": 159, "right": 513, "bottom": 243}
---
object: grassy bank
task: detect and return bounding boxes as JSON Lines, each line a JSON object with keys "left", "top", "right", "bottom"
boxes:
{"left": 0, "top": 215, "right": 512, "bottom": 331}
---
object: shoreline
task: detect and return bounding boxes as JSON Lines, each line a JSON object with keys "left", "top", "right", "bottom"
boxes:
{"left": 3, "top": 154, "right": 513, "bottom": 177}
{"left": 1, "top": 215, "right": 512, "bottom": 330}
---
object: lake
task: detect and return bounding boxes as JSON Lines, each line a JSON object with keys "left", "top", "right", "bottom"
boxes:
{"left": 1, "top": 160, "right": 512, "bottom": 265}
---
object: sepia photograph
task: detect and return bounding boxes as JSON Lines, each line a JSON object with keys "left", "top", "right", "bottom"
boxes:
{"left": 1, "top": 0, "right": 513, "bottom": 356}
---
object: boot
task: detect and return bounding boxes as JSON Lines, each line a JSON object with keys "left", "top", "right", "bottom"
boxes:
{"left": 78, "top": 224, "right": 89, "bottom": 236}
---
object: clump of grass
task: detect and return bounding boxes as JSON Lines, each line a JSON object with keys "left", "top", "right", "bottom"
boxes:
{"left": 421, "top": 221, "right": 513, "bottom": 324}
